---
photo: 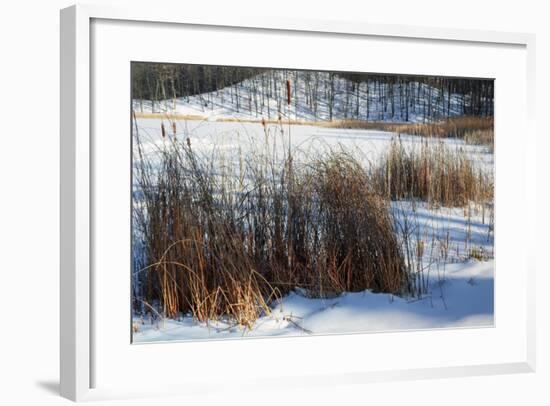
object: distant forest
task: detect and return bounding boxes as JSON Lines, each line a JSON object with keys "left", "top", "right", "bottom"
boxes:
{"left": 132, "top": 63, "right": 494, "bottom": 120}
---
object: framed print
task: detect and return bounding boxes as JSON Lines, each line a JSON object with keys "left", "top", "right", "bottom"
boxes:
{"left": 60, "top": 4, "right": 536, "bottom": 402}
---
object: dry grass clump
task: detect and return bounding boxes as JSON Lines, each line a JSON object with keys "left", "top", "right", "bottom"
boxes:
{"left": 133, "top": 125, "right": 409, "bottom": 327}
{"left": 271, "top": 154, "right": 409, "bottom": 298}
{"left": 325, "top": 116, "right": 494, "bottom": 148}
{"left": 312, "top": 157, "right": 408, "bottom": 296}
{"left": 468, "top": 246, "right": 490, "bottom": 262}
{"left": 135, "top": 142, "right": 277, "bottom": 326}
{"left": 133, "top": 112, "right": 206, "bottom": 121}
{"left": 464, "top": 129, "right": 494, "bottom": 152}
{"left": 134, "top": 140, "right": 280, "bottom": 326}
{"left": 372, "top": 139, "right": 493, "bottom": 207}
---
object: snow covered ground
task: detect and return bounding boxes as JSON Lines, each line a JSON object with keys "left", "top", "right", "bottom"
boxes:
{"left": 133, "top": 258, "right": 493, "bottom": 342}
{"left": 133, "top": 118, "right": 494, "bottom": 174}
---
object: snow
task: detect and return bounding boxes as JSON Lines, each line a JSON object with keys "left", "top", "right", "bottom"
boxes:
{"left": 133, "top": 118, "right": 494, "bottom": 175}
{"left": 392, "top": 201, "right": 494, "bottom": 264}
{"left": 133, "top": 260, "right": 493, "bottom": 343}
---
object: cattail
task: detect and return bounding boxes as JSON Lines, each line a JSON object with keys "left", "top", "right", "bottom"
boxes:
{"left": 416, "top": 240, "right": 425, "bottom": 258}
{"left": 172, "top": 121, "right": 177, "bottom": 136}
{"left": 261, "top": 117, "right": 266, "bottom": 127}
{"left": 186, "top": 137, "right": 191, "bottom": 148}
{"left": 286, "top": 80, "right": 292, "bottom": 105}
{"left": 160, "top": 122, "right": 166, "bottom": 138}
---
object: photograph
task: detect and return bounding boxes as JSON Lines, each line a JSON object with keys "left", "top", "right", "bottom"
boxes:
{"left": 130, "top": 62, "right": 495, "bottom": 343}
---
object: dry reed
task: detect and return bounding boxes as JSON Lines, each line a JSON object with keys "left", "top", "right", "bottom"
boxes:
{"left": 372, "top": 139, "right": 493, "bottom": 207}
{"left": 325, "top": 116, "right": 494, "bottom": 148}
{"left": 133, "top": 122, "right": 411, "bottom": 327}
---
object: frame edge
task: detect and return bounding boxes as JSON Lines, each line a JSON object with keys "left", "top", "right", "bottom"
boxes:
{"left": 525, "top": 33, "right": 537, "bottom": 373}
{"left": 63, "top": 3, "right": 536, "bottom": 400}
{"left": 60, "top": 4, "right": 91, "bottom": 402}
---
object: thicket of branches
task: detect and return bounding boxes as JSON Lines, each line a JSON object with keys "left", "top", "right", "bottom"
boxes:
{"left": 132, "top": 63, "right": 494, "bottom": 120}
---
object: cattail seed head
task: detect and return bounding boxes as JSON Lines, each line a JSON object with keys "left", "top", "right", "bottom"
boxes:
{"left": 286, "top": 80, "right": 292, "bottom": 105}
{"left": 161, "top": 122, "right": 166, "bottom": 138}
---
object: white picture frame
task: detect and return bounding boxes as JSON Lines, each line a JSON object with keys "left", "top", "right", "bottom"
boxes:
{"left": 60, "top": 4, "right": 536, "bottom": 402}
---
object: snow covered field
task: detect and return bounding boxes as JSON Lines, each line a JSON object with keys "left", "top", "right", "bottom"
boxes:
{"left": 132, "top": 115, "right": 494, "bottom": 343}
{"left": 133, "top": 118, "right": 494, "bottom": 174}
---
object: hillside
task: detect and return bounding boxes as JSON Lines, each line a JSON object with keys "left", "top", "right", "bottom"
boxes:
{"left": 132, "top": 69, "right": 493, "bottom": 123}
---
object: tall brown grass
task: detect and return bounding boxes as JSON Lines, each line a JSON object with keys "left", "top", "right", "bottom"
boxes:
{"left": 133, "top": 123, "right": 410, "bottom": 327}
{"left": 134, "top": 136, "right": 280, "bottom": 326}
{"left": 464, "top": 129, "right": 494, "bottom": 152}
{"left": 372, "top": 139, "right": 493, "bottom": 207}
{"left": 325, "top": 116, "right": 494, "bottom": 148}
